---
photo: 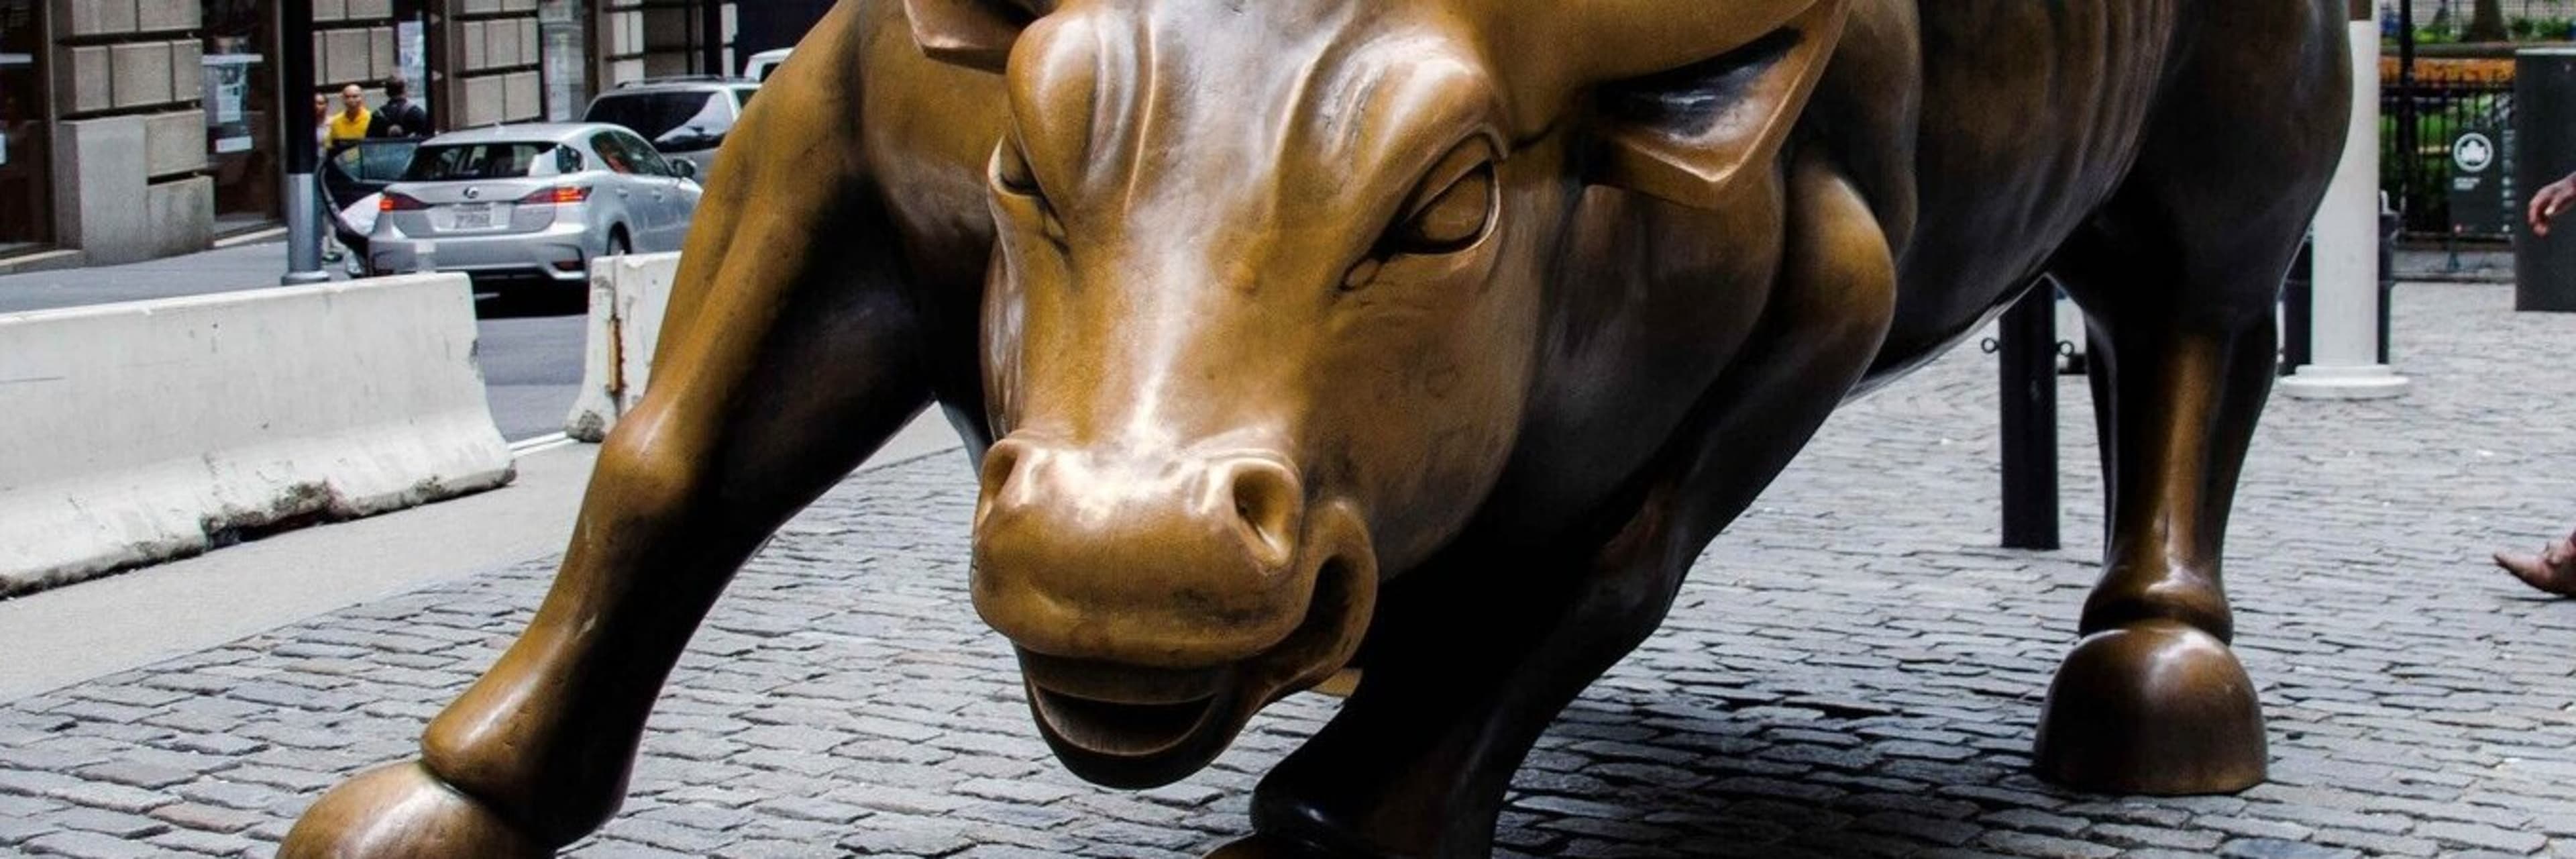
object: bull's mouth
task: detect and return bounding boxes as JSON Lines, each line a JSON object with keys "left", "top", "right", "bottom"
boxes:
{"left": 1018, "top": 552, "right": 1376, "bottom": 789}
{"left": 1022, "top": 660, "right": 1246, "bottom": 789}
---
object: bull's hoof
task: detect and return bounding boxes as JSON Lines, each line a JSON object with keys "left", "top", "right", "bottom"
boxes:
{"left": 279, "top": 761, "right": 549, "bottom": 858}
{"left": 2031, "top": 619, "right": 2266, "bottom": 795}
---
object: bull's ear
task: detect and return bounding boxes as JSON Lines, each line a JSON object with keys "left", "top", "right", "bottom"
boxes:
{"left": 905, "top": 0, "right": 1045, "bottom": 72}
{"left": 1583, "top": 0, "right": 1849, "bottom": 209}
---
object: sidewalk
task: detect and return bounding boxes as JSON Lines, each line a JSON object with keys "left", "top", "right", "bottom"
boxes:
{"left": 0, "top": 237, "right": 343, "bottom": 316}
{"left": 1, "top": 282, "right": 2573, "bottom": 858}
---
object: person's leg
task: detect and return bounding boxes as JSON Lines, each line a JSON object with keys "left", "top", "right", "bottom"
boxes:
{"left": 2496, "top": 524, "right": 2576, "bottom": 597}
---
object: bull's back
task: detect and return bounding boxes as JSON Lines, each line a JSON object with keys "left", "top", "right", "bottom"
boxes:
{"left": 1863, "top": 0, "right": 2194, "bottom": 376}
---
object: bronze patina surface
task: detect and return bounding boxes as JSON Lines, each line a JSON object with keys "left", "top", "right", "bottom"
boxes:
{"left": 282, "top": 1, "right": 2351, "bottom": 856}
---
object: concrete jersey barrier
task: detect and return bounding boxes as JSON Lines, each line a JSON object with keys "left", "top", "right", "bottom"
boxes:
{"left": 566, "top": 252, "right": 680, "bottom": 442}
{"left": 0, "top": 274, "right": 516, "bottom": 595}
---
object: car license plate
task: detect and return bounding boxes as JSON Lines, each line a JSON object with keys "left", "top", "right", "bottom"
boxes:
{"left": 451, "top": 205, "right": 492, "bottom": 230}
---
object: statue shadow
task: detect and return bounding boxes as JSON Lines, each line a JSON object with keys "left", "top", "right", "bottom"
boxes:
{"left": 1488, "top": 692, "right": 2101, "bottom": 858}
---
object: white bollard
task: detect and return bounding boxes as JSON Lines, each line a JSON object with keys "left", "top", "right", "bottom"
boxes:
{"left": 565, "top": 253, "right": 682, "bottom": 442}
{"left": 2282, "top": 13, "right": 2409, "bottom": 401}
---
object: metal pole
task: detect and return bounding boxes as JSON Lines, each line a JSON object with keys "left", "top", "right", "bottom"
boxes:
{"left": 700, "top": 0, "right": 725, "bottom": 76}
{"left": 279, "top": 0, "right": 329, "bottom": 285}
{"left": 1998, "top": 289, "right": 2059, "bottom": 552}
{"left": 2398, "top": 0, "right": 2418, "bottom": 236}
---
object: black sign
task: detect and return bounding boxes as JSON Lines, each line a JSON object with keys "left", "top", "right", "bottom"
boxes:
{"left": 2453, "top": 126, "right": 2509, "bottom": 236}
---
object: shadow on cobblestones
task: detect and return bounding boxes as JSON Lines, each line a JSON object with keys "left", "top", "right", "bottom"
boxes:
{"left": 3, "top": 282, "right": 2575, "bottom": 858}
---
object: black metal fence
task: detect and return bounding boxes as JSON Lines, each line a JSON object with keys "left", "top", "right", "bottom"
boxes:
{"left": 2392, "top": 0, "right": 2576, "bottom": 32}
{"left": 2384, "top": 67, "right": 2516, "bottom": 240}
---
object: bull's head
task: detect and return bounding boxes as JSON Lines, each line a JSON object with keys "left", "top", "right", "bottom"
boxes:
{"left": 920, "top": 0, "right": 1849, "bottom": 787}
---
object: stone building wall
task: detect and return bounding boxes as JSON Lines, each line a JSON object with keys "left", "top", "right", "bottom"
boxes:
{"left": 48, "top": 0, "right": 215, "bottom": 263}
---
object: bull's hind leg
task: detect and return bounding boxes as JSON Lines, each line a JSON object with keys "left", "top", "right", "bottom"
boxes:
{"left": 1224, "top": 153, "right": 1896, "bottom": 859}
{"left": 280, "top": 35, "right": 942, "bottom": 859}
{"left": 2033, "top": 4, "right": 2344, "bottom": 794}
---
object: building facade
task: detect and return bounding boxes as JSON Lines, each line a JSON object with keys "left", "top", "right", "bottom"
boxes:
{"left": 0, "top": 0, "right": 810, "bottom": 271}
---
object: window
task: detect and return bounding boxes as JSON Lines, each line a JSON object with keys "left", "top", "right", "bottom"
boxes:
{"left": 401, "top": 143, "right": 564, "bottom": 181}
{"left": 1, "top": 0, "right": 53, "bottom": 250}
{"left": 583, "top": 90, "right": 731, "bottom": 151}
{"left": 555, "top": 145, "right": 586, "bottom": 174}
{"left": 734, "top": 86, "right": 759, "bottom": 109}
{"left": 333, "top": 140, "right": 420, "bottom": 183}
{"left": 588, "top": 132, "right": 636, "bottom": 174}
{"left": 616, "top": 132, "right": 675, "bottom": 177}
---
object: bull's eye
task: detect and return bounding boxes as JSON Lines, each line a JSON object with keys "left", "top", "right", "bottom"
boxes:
{"left": 994, "top": 140, "right": 1041, "bottom": 195}
{"left": 991, "top": 140, "right": 1066, "bottom": 244}
{"left": 1386, "top": 164, "right": 1494, "bottom": 256}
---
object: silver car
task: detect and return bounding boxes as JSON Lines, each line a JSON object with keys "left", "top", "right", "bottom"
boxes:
{"left": 368, "top": 123, "right": 702, "bottom": 291}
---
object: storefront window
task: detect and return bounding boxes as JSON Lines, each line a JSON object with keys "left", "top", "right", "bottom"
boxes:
{"left": 203, "top": 0, "right": 279, "bottom": 234}
{"left": 0, "top": 0, "right": 50, "bottom": 254}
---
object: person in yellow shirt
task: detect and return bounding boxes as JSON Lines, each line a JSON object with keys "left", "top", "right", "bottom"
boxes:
{"left": 325, "top": 84, "right": 372, "bottom": 149}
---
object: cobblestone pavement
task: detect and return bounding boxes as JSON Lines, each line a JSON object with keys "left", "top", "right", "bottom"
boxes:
{"left": 5, "top": 281, "right": 2576, "bottom": 858}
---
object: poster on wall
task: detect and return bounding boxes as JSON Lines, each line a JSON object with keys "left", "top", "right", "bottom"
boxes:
{"left": 398, "top": 21, "right": 429, "bottom": 117}
{"left": 203, "top": 54, "right": 258, "bottom": 154}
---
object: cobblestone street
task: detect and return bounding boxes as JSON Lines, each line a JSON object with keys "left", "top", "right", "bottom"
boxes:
{"left": 5, "top": 281, "right": 2575, "bottom": 858}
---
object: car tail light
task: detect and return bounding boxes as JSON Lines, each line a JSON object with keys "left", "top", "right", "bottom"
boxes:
{"left": 379, "top": 192, "right": 428, "bottom": 212}
{"left": 519, "top": 185, "right": 591, "bottom": 205}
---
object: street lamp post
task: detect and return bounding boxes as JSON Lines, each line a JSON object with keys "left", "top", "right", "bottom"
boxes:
{"left": 278, "top": 0, "right": 329, "bottom": 285}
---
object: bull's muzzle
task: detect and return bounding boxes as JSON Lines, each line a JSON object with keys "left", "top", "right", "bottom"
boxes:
{"left": 970, "top": 438, "right": 1377, "bottom": 787}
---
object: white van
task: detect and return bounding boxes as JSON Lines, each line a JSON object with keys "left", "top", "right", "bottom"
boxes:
{"left": 744, "top": 48, "right": 792, "bottom": 83}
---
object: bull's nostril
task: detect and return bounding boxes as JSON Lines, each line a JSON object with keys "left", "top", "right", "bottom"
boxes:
{"left": 1224, "top": 458, "right": 1302, "bottom": 571}
{"left": 976, "top": 440, "right": 1034, "bottom": 528}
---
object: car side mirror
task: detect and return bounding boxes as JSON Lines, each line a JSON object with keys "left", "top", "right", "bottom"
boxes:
{"left": 673, "top": 160, "right": 698, "bottom": 180}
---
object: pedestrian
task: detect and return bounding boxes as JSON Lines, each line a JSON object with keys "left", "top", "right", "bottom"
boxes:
{"left": 313, "top": 93, "right": 331, "bottom": 150}
{"left": 2494, "top": 181, "right": 2576, "bottom": 597}
{"left": 325, "top": 84, "right": 373, "bottom": 149}
{"left": 369, "top": 78, "right": 429, "bottom": 139}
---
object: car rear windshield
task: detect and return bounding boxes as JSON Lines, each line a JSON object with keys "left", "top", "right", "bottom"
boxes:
{"left": 402, "top": 143, "right": 563, "bottom": 181}
{"left": 333, "top": 141, "right": 419, "bottom": 183}
{"left": 586, "top": 91, "right": 729, "bottom": 148}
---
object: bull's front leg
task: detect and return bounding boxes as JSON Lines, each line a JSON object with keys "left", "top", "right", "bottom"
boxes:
{"left": 2025, "top": 276, "right": 2279, "bottom": 795}
{"left": 2033, "top": 215, "right": 2309, "bottom": 797}
{"left": 1222, "top": 154, "right": 1896, "bottom": 858}
{"left": 280, "top": 221, "right": 939, "bottom": 856}
{"left": 278, "top": 31, "right": 948, "bottom": 857}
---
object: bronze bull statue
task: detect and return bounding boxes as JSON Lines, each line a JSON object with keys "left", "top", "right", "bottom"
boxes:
{"left": 284, "top": 0, "right": 2351, "bottom": 855}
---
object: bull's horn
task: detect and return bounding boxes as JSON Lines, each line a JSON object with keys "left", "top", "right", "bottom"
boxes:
{"left": 1577, "top": 0, "right": 1851, "bottom": 209}
{"left": 1543, "top": 0, "right": 1829, "bottom": 84}
{"left": 906, "top": 0, "right": 1060, "bottom": 72}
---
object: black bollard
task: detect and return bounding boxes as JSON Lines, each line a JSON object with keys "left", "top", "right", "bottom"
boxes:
{"left": 2280, "top": 236, "right": 2314, "bottom": 375}
{"left": 2516, "top": 47, "right": 2576, "bottom": 311}
{"left": 1998, "top": 289, "right": 2060, "bottom": 551}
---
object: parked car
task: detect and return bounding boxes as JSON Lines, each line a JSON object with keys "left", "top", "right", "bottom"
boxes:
{"left": 744, "top": 48, "right": 792, "bottom": 82}
{"left": 582, "top": 77, "right": 761, "bottom": 183}
{"left": 367, "top": 123, "right": 702, "bottom": 292}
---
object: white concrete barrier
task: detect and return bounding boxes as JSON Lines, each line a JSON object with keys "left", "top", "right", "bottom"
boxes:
{"left": 0, "top": 274, "right": 515, "bottom": 595}
{"left": 565, "top": 252, "right": 680, "bottom": 442}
